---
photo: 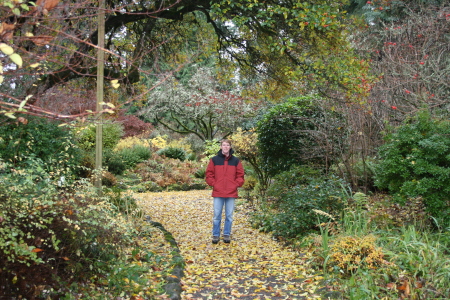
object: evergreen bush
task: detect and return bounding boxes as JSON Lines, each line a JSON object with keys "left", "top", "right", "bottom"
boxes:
{"left": 118, "top": 144, "right": 152, "bottom": 168}
{"left": 256, "top": 96, "right": 346, "bottom": 176}
{"left": 104, "top": 145, "right": 151, "bottom": 176}
{"left": 157, "top": 147, "right": 186, "bottom": 161}
{"left": 253, "top": 167, "right": 349, "bottom": 238}
{"left": 103, "top": 149, "right": 127, "bottom": 175}
{"left": 375, "top": 110, "right": 450, "bottom": 227}
{"left": 75, "top": 121, "right": 124, "bottom": 151}
{"left": 0, "top": 118, "right": 82, "bottom": 171}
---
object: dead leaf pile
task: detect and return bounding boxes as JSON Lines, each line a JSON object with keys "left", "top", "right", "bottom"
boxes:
{"left": 137, "top": 190, "right": 323, "bottom": 300}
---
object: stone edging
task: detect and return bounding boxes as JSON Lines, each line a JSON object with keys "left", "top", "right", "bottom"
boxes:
{"left": 146, "top": 216, "right": 184, "bottom": 300}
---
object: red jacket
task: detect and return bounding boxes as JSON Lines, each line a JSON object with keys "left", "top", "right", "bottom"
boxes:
{"left": 205, "top": 149, "right": 245, "bottom": 198}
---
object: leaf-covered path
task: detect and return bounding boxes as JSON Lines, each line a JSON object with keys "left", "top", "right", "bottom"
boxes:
{"left": 137, "top": 190, "right": 323, "bottom": 300}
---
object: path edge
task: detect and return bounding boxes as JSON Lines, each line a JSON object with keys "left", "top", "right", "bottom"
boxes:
{"left": 146, "top": 216, "right": 184, "bottom": 300}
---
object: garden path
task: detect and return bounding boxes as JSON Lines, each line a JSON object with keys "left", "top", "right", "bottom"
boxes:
{"left": 137, "top": 190, "right": 326, "bottom": 300}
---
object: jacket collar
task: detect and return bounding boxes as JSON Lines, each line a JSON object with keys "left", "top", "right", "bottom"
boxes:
{"left": 217, "top": 148, "right": 234, "bottom": 158}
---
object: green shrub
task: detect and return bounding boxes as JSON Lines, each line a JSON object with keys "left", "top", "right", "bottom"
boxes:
{"left": 75, "top": 121, "right": 124, "bottom": 151}
{"left": 157, "top": 147, "right": 186, "bottom": 161}
{"left": 73, "top": 121, "right": 125, "bottom": 177}
{"left": 103, "top": 149, "right": 127, "bottom": 175}
{"left": 118, "top": 144, "right": 152, "bottom": 167}
{"left": 167, "top": 183, "right": 190, "bottom": 191}
{"left": 132, "top": 181, "right": 164, "bottom": 192}
{"left": 189, "top": 182, "right": 208, "bottom": 190}
{"left": 103, "top": 144, "right": 151, "bottom": 175}
{"left": 375, "top": 109, "right": 450, "bottom": 227}
{"left": 253, "top": 168, "right": 348, "bottom": 239}
{"left": 256, "top": 96, "right": 347, "bottom": 176}
{"left": 266, "top": 165, "right": 322, "bottom": 198}
{"left": 186, "top": 152, "right": 197, "bottom": 161}
{"left": 201, "top": 139, "right": 220, "bottom": 161}
{"left": 0, "top": 118, "right": 82, "bottom": 172}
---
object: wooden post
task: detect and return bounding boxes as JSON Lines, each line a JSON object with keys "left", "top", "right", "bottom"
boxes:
{"left": 95, "top": 0, "right": 105, "bottom": 194}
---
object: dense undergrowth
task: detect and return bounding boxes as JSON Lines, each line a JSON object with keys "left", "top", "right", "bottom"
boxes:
{"left": 0, "top": 158, "right": 177, "bottom": 299}
{"left": 249, "top": 171, "right": 450, "bottom": 299}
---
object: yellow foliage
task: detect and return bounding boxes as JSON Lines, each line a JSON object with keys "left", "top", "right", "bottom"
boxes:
{"left": 242, "top": 175, "right": 257, "bottom": 190}
{"left": 114, "top": 136, "right": 151, "bottom": 151}
{"left": 329, "top": 235, "right": 390, "bottom": 274}
{"left": 149, "top": 135, "right": 168, "bottom": 149}
{"left": 167, "top": 138, "right": 193, "bottom": 154}
{"left": 229, "top": 127, "right": 258, "bottom": 158}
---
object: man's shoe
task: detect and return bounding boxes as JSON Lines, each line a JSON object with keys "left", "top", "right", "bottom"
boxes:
{"left": 223, "top": 235, "right": 231, "bottom": 243}
{"left": 212, "top": 236, "right": 220, "bottom": 244}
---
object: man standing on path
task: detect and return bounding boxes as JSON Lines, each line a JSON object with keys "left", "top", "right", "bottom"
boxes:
{"left": 205, "top": 139, "right": 245, "bottom": 244}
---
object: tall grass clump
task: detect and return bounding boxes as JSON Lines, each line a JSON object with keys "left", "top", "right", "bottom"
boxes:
{"left": 341, "top": 192, "right": 372, "bottom": 235}
{"left": 378, "top": 226, "right": 450, "bottom": 298}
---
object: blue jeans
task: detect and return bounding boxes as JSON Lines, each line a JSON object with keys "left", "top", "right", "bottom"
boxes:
{"left": 212, "top": 197, "right": 235, "bottom": 236}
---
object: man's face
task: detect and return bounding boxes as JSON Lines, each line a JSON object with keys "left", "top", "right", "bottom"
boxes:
{"left": 220, "top": 142, "right": 231, "bottom": 155}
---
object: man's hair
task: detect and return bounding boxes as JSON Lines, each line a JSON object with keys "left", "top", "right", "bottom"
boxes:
{"left": 220, "top": 139, "right": 232, "bottom": 146}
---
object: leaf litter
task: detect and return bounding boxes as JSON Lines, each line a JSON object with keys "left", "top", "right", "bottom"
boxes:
{"left": 137, "top": 190, "right": 323, "bottom": 300}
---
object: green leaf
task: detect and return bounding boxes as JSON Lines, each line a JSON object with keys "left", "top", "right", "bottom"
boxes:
{"left": 12, "top": 8, "right": 20, "bottom": 16}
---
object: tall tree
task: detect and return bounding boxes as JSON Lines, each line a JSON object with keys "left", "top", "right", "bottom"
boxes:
{"left": 0, "top": 0, "right": 373, "bottom": 120}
